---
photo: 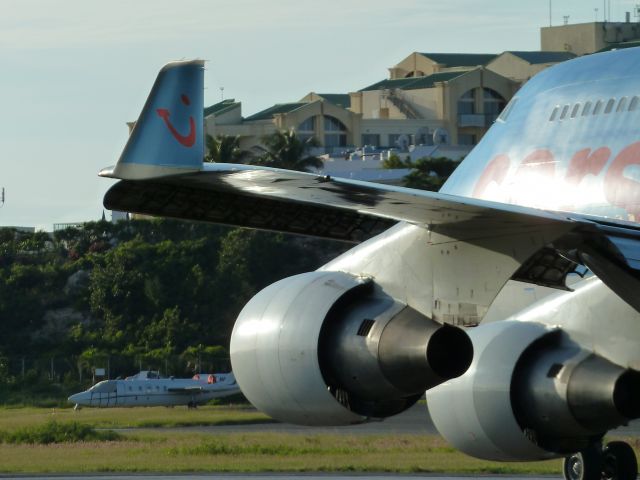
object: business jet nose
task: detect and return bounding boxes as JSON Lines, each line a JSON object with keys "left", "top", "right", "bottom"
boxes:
{"left": 67, "top": 392, "right": 88, "bottom": 406}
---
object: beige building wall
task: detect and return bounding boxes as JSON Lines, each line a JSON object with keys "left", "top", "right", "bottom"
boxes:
{"left": 358, "top": 87, "right": 440, "bottom": 121}
{"left": 389, "top": 52, "right": 437, "bottom": 79}
{"left": 209, "top": 107, "right": 243, "bottom": 125}
{"left": 486, "top": 53, "right": 551, "bottom": 83}
{"left": 541, "top": 22, "right": 640, "bottom": 55}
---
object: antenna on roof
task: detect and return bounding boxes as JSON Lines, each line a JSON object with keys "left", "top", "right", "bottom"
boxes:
{"left": 563, "top": 15, "right": 570, "bottom": 25}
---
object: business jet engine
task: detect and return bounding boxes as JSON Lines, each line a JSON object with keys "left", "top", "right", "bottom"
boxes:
{"left": 427, "top": 320, "right": 640, "bottom": 461}
{"left": 229, "top": 271, "right": 473, "bottom": 425}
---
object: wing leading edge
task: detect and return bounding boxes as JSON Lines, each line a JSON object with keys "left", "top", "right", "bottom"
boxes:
{"left": 103, "top": 162, "right": 576, "bottom": 242}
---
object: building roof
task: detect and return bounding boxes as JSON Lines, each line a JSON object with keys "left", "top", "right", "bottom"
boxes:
{"left": 597, "top": 41, "right": 640, "bottom": 53}
{"left": 504, "top": 51, "right": 577, "bottom": 64}
{"left": 418, "top": 52, "right": 496, "bottom": 67}
{"left": 359, "top": 71, "right": 469, "bottom": 92}
{"left": 204, "top": 99, "right": 240, "bottom": 117}
{"left": 317, "top": 94, "right": 351, "bottom": 108}
{"left": 244, "top": 102, "right": 308, "bottom": 121}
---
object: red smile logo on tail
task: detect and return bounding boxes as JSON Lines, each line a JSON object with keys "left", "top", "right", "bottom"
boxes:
{"left": 156, "top": 94, "right": 196, "bottom": 147}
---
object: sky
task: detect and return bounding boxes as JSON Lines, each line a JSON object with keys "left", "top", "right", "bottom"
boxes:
{"left": 2, "top": 0, "right": 639, "bottom": 229}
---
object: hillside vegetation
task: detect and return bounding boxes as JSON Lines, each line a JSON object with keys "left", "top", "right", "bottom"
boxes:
{"left": 0, "top": 219, "right": 348, "bottom": 403}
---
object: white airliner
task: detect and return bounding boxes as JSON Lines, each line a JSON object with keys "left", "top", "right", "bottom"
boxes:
{"left": 68, "top": 371, "right": 240, "bottom": 408}
{"left": 100, "top": 50, "right": 640, "bottom": 480}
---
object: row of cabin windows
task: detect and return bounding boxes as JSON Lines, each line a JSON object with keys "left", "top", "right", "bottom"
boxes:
{"left": 127, "top": 385, "right": 168, "bottom": 392}
{"left": 549, "top": 96, "right": 640, "bottom": 121}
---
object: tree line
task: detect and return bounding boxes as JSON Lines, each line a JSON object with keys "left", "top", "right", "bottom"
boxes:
{"left": 0, "top": 220, "right": 349, "bottom": 401}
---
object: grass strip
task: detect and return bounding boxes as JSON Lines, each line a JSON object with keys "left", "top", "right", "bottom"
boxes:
{"left": 0, "top": 405, "right": 271, "bottom": 430}
{"left": 0, "top": 430, "right": 565, "bottom": 474}
{"left": 0, "top": 421, "right": 121, "bottom": 444}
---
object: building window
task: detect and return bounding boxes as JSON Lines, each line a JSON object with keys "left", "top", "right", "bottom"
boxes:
{"left": 324, "top": 115, "right": 347, "bottom": 147}
{"left": 458, "top": 133, "right": 477, "bottom": 145}
{"left": 458, "top": 90, "right": 476, "bottom": 115}
{"left": 483, "top": 88, "right": 506, "bottom": 122}
{"left": 362, "top": 134, "right": 380, "bottom": 147}
{"left": 298, "top": 117, "right": 315, "bottom": 131}
{"left": 297, "top": 116, "right": 316, "bottom": 143}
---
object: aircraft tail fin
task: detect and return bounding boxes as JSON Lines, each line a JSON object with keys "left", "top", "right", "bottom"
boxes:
{"left": 100, "top": 60, "right": 205, "bottom": 180}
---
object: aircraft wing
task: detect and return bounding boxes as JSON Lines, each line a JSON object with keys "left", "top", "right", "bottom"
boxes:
{"left": 103, "top": 162, "right": 576, "bottom": 242}
{"left": 103, "top": 163, "right": 640, "bottom": 314}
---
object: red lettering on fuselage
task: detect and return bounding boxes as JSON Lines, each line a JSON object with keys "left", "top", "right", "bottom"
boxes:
{"left": 471, "top": 142, "right": 640, "bottom": 222}
{"left": 565, "top": 148, "right": 610, "bottom": 186}
{"left": 472, "top": 154, "right": 510, "bottom": 198}
{"left": 515, "top": 149, "right": 556, "bottom": 179}
{"left": 604, "top": 142, "right": 640, "bottom": 220}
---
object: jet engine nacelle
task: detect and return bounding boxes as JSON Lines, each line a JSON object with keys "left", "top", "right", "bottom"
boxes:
{"left": 427, "top": 321, "right": 640, "bottom": 461}
{"left": 230, "top": 271, "right": 473, "bottom": 426}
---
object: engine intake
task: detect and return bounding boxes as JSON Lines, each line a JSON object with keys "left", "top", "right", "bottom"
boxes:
{"left": 230, "top": 270, "right": 472, "bottom": 425}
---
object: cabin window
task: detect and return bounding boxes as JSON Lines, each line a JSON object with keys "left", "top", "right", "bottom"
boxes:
{"left": 582, "top": 101, "right": 592, "bottom": 116}
{"left": 570, "top": 104, "right": 580, "bottom": 118}
{"left": 604, "top": 98, "right": 615, "bottom": 114}
{"left": 138, "top": 386, "right": 142, "bottom": 391}
{"left": 155, "top": 386, "right": 160, "bottom": 391}
{"left": 559, "top": 104, "right": 570, "bottom": 120}
{"left": 617, "top": 97, "right": 628, "bottom": 112}
{"left": 128, "top": 386, "right": 132, "bottom": 391}
{"left": 593, "top": 100, "right": 604, "bottom": 115}
{"left": 630, "top": 96, "right": 640, "bottom": 111}
{"left": 549, "top": 105, "right": 559, "bottom": 121}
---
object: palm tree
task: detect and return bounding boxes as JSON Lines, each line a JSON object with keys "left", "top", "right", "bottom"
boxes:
{"left": 402, "top": 157, "right": 460, "bottom": 191}
{"left": 254, "top": 129, "right": 323, "bottom": 172}
{"left": 204, "top": 134, "right": 251, "bottom": 164}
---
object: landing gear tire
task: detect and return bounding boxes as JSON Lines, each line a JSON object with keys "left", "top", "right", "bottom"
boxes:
{"left": 563, "top": 441, "right": 638, "bottom": 480}
{"left": 602, "top": 441, "right": 638, "bottom": 480}
{"left": 563, "top": 445, "right": 603, "bottom": 480}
